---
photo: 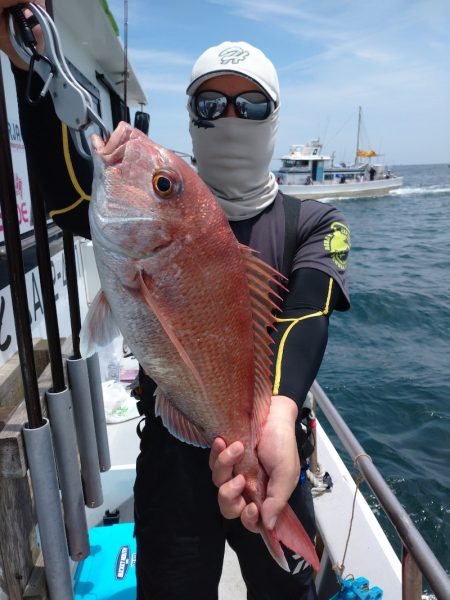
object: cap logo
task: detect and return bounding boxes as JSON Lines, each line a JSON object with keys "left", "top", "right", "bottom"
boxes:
{"left": 218, "top": 46, "right": 249, "bottom": 65}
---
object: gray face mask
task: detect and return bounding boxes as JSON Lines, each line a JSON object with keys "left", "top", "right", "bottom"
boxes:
{"left": 188, "top": 105, "right": 280, "bottom": 221}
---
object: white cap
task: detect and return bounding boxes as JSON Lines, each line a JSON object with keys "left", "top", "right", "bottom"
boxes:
{"left": 186, "top": 41, "right": 280, "bottom": 103}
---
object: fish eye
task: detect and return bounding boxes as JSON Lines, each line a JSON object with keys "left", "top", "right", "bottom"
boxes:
{"left": 152, "top": 171, "right": 177, "bottom": 197}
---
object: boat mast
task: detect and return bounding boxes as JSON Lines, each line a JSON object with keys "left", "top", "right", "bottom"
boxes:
{"left": 355, "top": 105, "right": 362, "bottom": 164}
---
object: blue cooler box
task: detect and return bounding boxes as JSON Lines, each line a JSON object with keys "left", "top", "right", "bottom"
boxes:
{"left": 74, "top": 523, "right": 136, "bottom": 599}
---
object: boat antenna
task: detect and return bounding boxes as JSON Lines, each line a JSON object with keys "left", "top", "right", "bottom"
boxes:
{"left": 123, "top": 0, "right": 129, "bottom": 121}
{"left": 355, "top": 106, "right": 361, "bottom": 165}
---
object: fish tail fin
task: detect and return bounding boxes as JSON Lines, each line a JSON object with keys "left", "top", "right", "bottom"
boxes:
{"left": 260, "top": 503, "right": 320, "bottom": 573}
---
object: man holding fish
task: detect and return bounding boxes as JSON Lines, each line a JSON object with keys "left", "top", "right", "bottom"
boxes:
{"left": 1, "top": 3, "right": 350, "bottom": 598}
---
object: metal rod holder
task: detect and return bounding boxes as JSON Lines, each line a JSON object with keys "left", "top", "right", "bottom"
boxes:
{"left": 23, "top": 419, "right": 74, "bottom": 600}
{"left": 87, "top": 353, "right": 111, "bottom": 472}
{"left": 46, "top": 386, "right": 90, "bottom": 561}
{"left": 66, "top": 356, "right": 103, "bottom": 508}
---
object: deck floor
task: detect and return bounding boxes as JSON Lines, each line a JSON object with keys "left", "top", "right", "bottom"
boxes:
{"left": 100, "top": 414, "right": 248, "bottom": 598}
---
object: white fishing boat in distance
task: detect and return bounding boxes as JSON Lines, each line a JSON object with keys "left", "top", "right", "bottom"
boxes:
{"left": 275, "top": 108, "right": 403, "bottom": 200}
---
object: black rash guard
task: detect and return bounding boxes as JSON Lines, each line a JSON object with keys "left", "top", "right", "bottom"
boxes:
{"left": 12, "top": 64, "right": 350, "bottom": 412}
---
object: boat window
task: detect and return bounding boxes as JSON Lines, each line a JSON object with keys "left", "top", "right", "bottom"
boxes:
{"left": 67, "top": 59, "right": 102, "bottom": 119}
{"left": 96, "top": 72, "right": 129, "bottom": 128}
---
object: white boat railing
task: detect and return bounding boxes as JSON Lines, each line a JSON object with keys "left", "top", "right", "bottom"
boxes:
{"left": 310, "top": 380, "right": 450, "bottom": 600}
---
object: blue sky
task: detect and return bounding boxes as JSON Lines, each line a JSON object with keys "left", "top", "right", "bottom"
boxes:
{"left": 108, "top": 0, "right": 450, "bottom": 166}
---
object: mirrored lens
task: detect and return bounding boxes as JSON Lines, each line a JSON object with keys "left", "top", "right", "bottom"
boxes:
{"left": 235, "top": 92, "right": 271, "bottom": 120}
{"left": 195, "top": 91, "right": 227, "bottom": 119}
{"left": 194, "top": 91, "right": 272, "bottom": 121}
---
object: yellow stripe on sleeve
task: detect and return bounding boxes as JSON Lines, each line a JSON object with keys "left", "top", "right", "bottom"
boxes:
{"left": 49, "top": 123, "right": 91, "bottom": 218}
{"left": 272, "top": 277, "right": 334, "bottom": 395}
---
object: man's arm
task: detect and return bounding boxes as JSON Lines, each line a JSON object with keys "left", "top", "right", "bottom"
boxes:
{"left": 271, "top": 267, "right": 342, "bottom": 407}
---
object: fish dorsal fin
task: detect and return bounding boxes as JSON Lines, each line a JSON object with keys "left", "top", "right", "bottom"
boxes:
{"left": 155, "top": 388, "right": 210, "bottom": 448}
{"left": 80, "top": 290, "right": 121, "bottom": 358}
{"left": 239, "top": 244, "right": 287, "bottom": 445}
{"left": 137, "top": 270, "right": 208, "bottom": 399}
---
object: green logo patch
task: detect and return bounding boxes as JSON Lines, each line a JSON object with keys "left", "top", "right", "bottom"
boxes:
{"left": 324, "top": 221, "right": 351, "bottom": 270}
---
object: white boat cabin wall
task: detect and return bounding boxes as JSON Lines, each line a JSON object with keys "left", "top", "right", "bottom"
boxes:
{"left": 275, "top": 139, "right": 384, "bottom": 186}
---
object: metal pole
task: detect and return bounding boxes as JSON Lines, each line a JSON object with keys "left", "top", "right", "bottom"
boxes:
{"left": 402, "top": 547, "right": 422, "bottom": 600}
{"left": 46, "top": 387, "right": 90, "bottom": 561}
{"left": 355, "top": 105, "right": 362, "bottom": 165}
{"left": 23, "top": 420, "right": 74, "bottom": 600}
{"left": 87, "top": 353, "right": 111, "bottom": 472}
{"left": 311, "top": 380, "right": 450, "bottom": 600}
{"left": 67, "top": 356, "right": 103, "bottom": 507}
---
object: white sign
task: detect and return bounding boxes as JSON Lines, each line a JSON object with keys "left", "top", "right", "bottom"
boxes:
{"left": 0, "top": 240, "right": 89, "bottom": 368}
{"left": 0, "top": 53, "right": 34, "bottom": 242}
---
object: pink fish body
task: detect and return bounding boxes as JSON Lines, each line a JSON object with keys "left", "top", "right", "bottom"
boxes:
{"left": 80, "top": 122, "right": 320, "bottom": 572}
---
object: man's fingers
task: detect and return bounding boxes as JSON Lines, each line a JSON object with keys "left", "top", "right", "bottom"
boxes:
{"left": 217, "top": 474, "right": 246, "bottom": 519}
{"left": 241, "top": 502, "right": 260, "bottom": 533}
{"left": 260, "top": 497, "right": 286, "bottom": 531}
{"left": 261, "top": 465, "right": 299, "bottom": 530}
{"left": 209, "top": 437, "right": 226, "bottom": 470}
{"left": 0, "top": 0, "right": 46, "bottom": 69}
{"left": 210, "top": 440, "right": 244, "bottom": 488}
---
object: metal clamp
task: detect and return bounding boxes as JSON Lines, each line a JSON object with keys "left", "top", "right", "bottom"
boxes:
{"left": 9, "top": 2, "right": 110, "bottom": 141}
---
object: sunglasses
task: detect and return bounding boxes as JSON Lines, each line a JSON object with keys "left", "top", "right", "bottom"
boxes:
{"left": 191, "top": 90, "right": 274, "bottom": 121}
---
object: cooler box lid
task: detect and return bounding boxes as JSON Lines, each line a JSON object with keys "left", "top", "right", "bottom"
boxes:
{"left": 74, "top": 523, "right": 136, "bottom": 599}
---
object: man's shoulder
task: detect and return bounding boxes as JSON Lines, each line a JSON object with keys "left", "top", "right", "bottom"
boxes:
{"left": 297, "top": 197, "right": 348, "bottom": 227}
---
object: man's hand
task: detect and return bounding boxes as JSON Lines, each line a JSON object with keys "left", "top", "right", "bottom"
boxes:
{"left": 0, "top": 0, "right": 46, "bottom": 69}
{"left": 209, "top": 395, "right": 300, "bottom": 532}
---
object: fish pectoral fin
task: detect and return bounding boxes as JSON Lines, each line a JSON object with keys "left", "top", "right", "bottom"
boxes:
{"left": 80, "top": 290, "right": 121, "bottom": 358}
{"left": 155, "top": 388, "right": 209, "bottom": 448}
{"left": 137, "top": 270, "right": 208, "bottom": 398}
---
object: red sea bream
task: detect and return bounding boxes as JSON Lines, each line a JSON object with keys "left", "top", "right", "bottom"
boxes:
{"left": 80, "top": 122, "right": 320, "bottom": 572}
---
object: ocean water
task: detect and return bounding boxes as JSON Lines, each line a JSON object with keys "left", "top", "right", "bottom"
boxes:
{"left": 316, "top": 163, "right": 450, "bottom": 582}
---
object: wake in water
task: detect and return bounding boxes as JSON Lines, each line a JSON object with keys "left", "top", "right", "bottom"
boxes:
{"left": 391, "top": 185, "right": 450, "bottom": 196}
